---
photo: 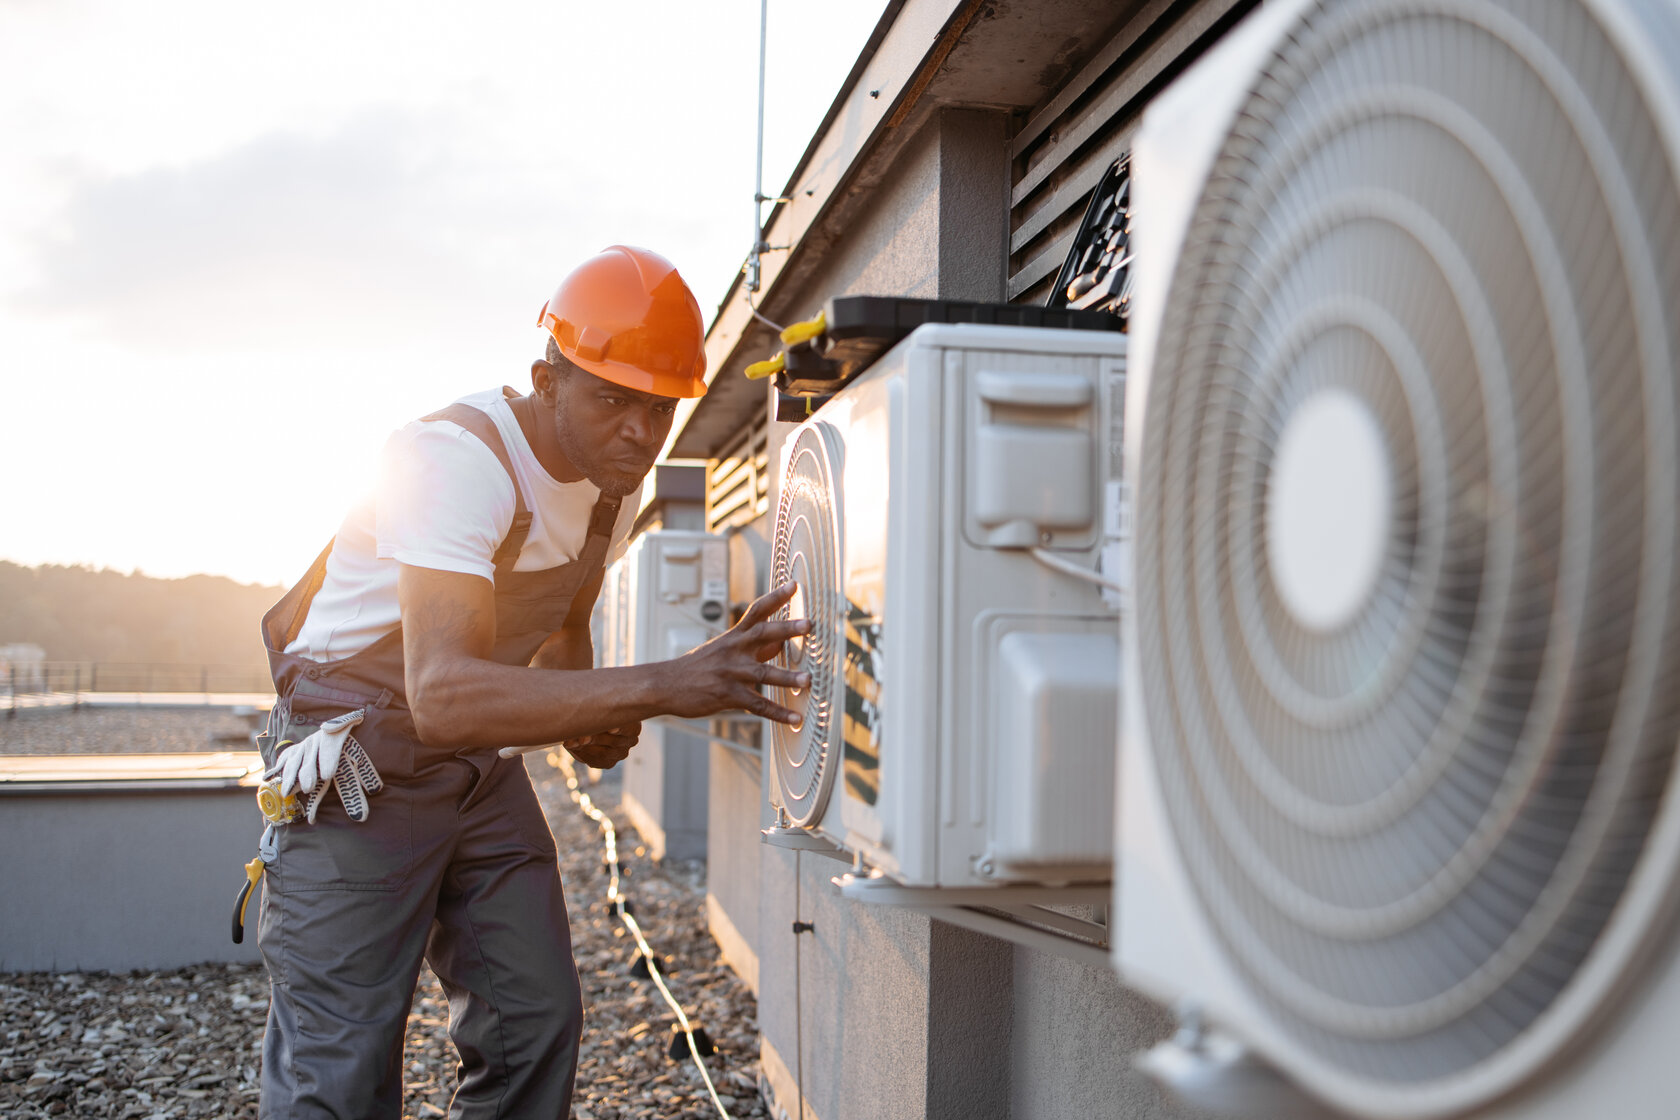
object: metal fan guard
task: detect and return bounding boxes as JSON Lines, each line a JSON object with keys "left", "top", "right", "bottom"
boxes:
{"left": 1133, "top": 0, "right": 1680, "bottom": 1098}
{"left": 769, "top": 424, "right": 845, "bottom": 828}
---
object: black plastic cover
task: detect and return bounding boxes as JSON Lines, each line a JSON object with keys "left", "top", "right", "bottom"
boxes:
{"left": 774, "top": 294, "right": 1124, "bottom": 399}
{"left": 1046, "top": 154, "right": 1132, "bottom": 321}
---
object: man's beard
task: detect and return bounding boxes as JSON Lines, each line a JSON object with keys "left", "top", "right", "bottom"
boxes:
{"left": 553, "top": 402, "right": 651, "bottom": 498}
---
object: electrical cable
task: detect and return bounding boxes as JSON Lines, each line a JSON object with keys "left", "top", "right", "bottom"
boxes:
{"left": 1028, "top": 546, "right": 1123, "bottom": 591}
{"left": 747, "top": 290, "right": 787, "bottom": 334}
{"left": 552, "top": 750, "right": 733, "bottom": 1119}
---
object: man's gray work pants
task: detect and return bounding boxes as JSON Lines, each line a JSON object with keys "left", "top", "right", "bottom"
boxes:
{"left": 258, "top": 752, "right": 581, "bottom": 1119}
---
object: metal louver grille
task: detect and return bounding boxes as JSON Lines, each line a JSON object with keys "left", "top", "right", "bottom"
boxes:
{"left": 706, "top": 412, "right": 769, "bottom": 536}
{"left": 1133, "top": 0, "right": 1680, "bottom": 1093}
{"left": 769, "top": 423, "right": 846, "bottom": 828}
{"left": 1009, "top": 0, "right": 1256, "bottom": 305}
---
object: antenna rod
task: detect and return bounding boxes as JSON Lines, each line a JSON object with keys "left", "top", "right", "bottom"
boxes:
{"left": 750, "top": 0, "right": 769, "bottom": 293}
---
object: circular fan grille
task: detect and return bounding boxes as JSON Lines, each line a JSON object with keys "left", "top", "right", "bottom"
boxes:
{"left": 769, "top": 423, "right": 846, "bottom": 827}
{"left": 1133, "top": 0, "right": 1680, "bottom": 1098}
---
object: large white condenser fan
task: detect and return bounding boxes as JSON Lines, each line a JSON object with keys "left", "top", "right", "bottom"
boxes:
{"left": 1116, "top": 0, "right": 1680, "bottom": 1117}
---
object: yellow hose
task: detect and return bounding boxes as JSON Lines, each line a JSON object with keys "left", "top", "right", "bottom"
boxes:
{"left": 779, "top": 309, "right": 826, "bottom": 346}
{"left": 744, "top": 352, "right": 786, "bottom": 380}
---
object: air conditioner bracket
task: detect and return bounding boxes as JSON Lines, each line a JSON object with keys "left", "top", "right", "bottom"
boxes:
{"left": 832, "top": 874, "right": 1111, "bottom": 969}
{"left": 761, "top": 826, "right": 852, "bottom": 861}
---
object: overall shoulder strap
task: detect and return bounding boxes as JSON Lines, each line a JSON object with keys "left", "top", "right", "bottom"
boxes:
{"left": 421, "top": 395, "right": 534, "bottom": 573}
{"left": 263, "top": 537, "right": 336, "bottom": 654}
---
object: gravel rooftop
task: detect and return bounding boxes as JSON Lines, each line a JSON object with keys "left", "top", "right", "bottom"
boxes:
{"left": 0, "top": 705, "right": 769, "bottom": 1119}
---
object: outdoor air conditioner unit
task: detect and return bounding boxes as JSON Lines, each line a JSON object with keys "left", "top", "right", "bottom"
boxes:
{"left": 599, "top": 529, "right": 730, "bottom": 670}
{"left": 764, "top": 322, "right": 1126, "bottom": 890}
{"left": 1115, "top": 1, "right": 1680, "bottom": 1118}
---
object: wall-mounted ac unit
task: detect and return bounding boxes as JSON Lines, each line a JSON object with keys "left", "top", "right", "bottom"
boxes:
{"left": 599, "top": 529, "right": 730, "bottom": 669}
{"left": 1116, "top": 1, "right": 1680, "bottom": 1118}
{"left": 765, "top": 322, "right": 1126, "bottom": 890}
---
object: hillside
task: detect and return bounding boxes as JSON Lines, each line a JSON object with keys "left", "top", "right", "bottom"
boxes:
{"left": 0, "top": 561, "right": 282, "bottom": 666}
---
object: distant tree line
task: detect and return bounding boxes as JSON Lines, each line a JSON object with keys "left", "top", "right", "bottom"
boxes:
{"left": 0, "top": 561, "right": 281, "bottom": 667}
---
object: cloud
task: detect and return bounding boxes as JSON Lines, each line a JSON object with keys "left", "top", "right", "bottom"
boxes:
{"left": 16, "top": 109, "right": 585, "bottom": 352}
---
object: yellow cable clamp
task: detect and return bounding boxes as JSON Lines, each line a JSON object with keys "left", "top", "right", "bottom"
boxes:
{"left": 744, "top": 352, "right": 786, "bottom": 380}
{"left": 779, "top": 309, "right": 826, "bottom": 347}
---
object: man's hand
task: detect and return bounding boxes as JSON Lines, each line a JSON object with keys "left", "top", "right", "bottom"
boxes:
{"left": 564, "top": 723, "right": 641, "bottom": 770}
{"left": 657, "top": 582, "right": 811, "bottom": 725}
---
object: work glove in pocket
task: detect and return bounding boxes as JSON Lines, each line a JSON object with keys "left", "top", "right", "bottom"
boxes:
{"left": 264, "top": 709, "right": 384, "bottom": 823}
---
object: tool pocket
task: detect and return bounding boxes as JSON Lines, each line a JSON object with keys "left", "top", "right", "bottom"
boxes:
{"left": 266, "top": 792, "right": 413, "bottom": 892}
{"left": 264, "top": 679, "right": 414, "bottom": 890}
{"left": 280, "top": 676, "right": 414, "bottom": 782}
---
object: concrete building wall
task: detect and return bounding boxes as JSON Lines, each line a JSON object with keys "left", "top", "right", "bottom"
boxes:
{"left": 622, "top": 721, "right": 711, "bottom": 862}
{"left": 780, "top": 117, "right": 944, "bottom": 314}
{"left": 758, "top": 850, "right": 934, "bottom": 1120}
{"left": 707, "top": 740, "right": 767, "bottom": 995}
{"left": 1007, "top": 949, "right": 1192, "bottom": 1120}
{"left": 1, "top": 786, "right": 263, "bottom": 972}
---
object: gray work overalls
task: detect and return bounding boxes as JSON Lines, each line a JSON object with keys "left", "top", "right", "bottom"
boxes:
{"left": 255, "top": 391, "right": 619, "bottom": 1120}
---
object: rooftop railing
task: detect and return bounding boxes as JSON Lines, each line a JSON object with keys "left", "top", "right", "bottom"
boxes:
{"left": 3, "top": 661, "right": 274, "bottom": 714}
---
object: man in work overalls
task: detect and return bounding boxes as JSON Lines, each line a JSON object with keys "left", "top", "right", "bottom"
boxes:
{"left": 252, "top": 245, "right": 810, "bottom": 1118}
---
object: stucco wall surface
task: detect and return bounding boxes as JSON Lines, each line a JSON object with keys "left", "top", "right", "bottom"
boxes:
{"left": 1008, "top": 948, "right": 1205, "bottom": 1120}
{"left": 707, "top": 740, "right": 768, "bottom": 996}
{"left": 622, "top": 721, "right": 710, "bottom": 862}
{"left": 1, "top": 788, "right": 263, "bottom": 972}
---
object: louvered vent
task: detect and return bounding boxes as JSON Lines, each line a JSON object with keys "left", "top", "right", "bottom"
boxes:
{"left": 1009, "top": 0, "right": 1257, "bottom": 306}
{"left": 706, "top": 411, "right": 769, "bottom": 536}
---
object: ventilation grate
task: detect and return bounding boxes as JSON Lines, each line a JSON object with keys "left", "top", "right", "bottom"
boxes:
{"left": 768, "top": 423, "right": 847, "bottom": 828}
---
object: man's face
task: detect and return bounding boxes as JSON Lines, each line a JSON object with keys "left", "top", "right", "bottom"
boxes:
{"left": 547, "top": 366, "right": 678, "bottom": 497}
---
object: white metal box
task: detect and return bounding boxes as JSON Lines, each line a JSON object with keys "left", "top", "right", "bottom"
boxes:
{"left": 600, "top": 529, "right": 729, "bottom": 670}
{"left": 767, "top": 322, "right": 1125, "bottom": 889}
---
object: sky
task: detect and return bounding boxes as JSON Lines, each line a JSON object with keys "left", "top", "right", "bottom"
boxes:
{"left": 0, "top": 0, "right": 887, "bottom": 588}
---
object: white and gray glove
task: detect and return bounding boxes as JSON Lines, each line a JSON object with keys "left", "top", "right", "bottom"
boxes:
{"left": 264, "top": 709, "right": 383, "bottom": 823}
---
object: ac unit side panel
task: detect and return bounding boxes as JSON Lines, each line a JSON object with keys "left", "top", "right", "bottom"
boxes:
{"left": 945, "top": 343, "right": 1120, "bottom": 888}
{"left": 868, "top": 335, "right": 1125, "bottom": 888}
{"left": 1116, "top": 632, "right": 1259, "bottom": 1027}
{"left": 832, "top": 366, "right": 900, "bottom": 863}
{"left": 984, "top": 618, "right": 1118, "bottom": 883}
{"left": 843, "top": 341, "right": 943, "bottom": 881}
{"left": 935, "top": 346, "right": 968, "bottom": 887}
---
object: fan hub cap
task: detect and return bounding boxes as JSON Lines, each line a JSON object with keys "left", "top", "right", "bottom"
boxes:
{"left": 1266, "top": 387, "right": 1393, "bottom": 633}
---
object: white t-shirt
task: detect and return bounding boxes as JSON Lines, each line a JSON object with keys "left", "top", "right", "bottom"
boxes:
{"left": 285, "top": 388, "right": 640, "bottom": 662}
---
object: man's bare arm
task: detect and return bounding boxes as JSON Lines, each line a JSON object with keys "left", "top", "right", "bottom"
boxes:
{"left": 400, "top": 565, "right": 808, "bottom": 751}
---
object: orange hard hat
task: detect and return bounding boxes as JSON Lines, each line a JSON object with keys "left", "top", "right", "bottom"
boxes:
{"left": 537, "top": 245, "right": 708, "bottom": 399}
